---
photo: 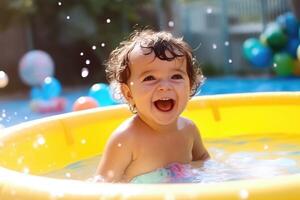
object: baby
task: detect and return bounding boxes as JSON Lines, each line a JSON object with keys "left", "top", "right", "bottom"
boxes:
{"left": 96, "top": 29, "right": 209, "bottom": 183}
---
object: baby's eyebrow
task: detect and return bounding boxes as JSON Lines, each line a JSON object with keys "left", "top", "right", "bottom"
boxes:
{"left": 139, "top": 69, "right": 154, "bottom": 77}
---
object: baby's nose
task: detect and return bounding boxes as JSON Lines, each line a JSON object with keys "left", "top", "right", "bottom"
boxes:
{"left": 157, "top": 80, "right": 172, "bottom": 91}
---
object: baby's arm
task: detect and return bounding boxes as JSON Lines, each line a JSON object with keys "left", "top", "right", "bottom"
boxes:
{"left": 96, "top": 131, "right": 132, "bottom": 182}
{"left": 191, "top": 123, "right": 210, "bottom": 161}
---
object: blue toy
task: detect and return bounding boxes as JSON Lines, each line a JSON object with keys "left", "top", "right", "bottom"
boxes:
{"left": 88, "top": 83, "right": 115, "bottom": 106}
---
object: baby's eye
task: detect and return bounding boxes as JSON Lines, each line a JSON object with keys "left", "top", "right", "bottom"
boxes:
{"left": 143, "top": 75, "right": 155, "bottom": 82}
{"left": 171, "top": 74, "right": 183, "bottom": 80}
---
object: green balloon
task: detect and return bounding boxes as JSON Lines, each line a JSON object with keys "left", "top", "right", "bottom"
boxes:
{"left": 264, "top": 23, "right": 287, "bottom": 50}
{"left": 273, "top": 53, "right": 295, "bottom": 76}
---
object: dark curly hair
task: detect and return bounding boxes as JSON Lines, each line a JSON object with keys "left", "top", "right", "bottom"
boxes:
{"left": 105, "top": 29, "right": 204, "bottom": 102}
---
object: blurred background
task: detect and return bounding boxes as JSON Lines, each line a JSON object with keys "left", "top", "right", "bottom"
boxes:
{"left": 0, "top": 0, "right": 300, "bottom": 127}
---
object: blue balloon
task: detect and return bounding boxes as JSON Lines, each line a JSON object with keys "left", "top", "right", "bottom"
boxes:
{"left": 30, "top": 86, "right": 44, "bottom": 100}
{"left": 41, "top": 77, "right": 62, "bottom": 100}
{"left": 276, "top": 12, "right": 299, "bottom": 38}
{"left": 249, "top": 45, "right": 273, "bottom": 68}
{"left": 88, "top": 83, "right": 114, "bottom": 106}
{"left": 284, "top": 38, "right": 300, "bottom": 58}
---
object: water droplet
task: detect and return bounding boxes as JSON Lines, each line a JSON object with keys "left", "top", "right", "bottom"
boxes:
{"left": 106, "top": 18, "right": 111, "bottom": 23}
{"left": 85, "top": 59, "right": 91, "bottom": 65}
{"left": 273, "top": 63, "right": 277, "bottom": 68}
{"left": 66, "top": 15, "right": 70, "bottom": 20}
{"left": 168, "top": 21, "right": 174, "bottom": 27}
{"left": 224, "top": 41, "right": 230, "bottom": 46}
{"left": 264, "top": 144, "right": 269, "bottom": 150}
{"left": 65, "top": 172, "right": 71, "bottom": 178}
{"left": 101, "top": 43, "right": 106, "bottom": 47}
{"left": 24, "top": 116, "right": 28, "bottom": 120}
{"left": 206, "top": 7, "right": 212, "bottom": 14}
{"left": 58, "top": 1, "right": 62, "bottom": 6}
{"left": 92, "top": 45, "right": 96, "bottom": 50}
{"left": 239, "top": 189, "right": 249, "bottom": 199}
{"left": 81, "top": 139, "right": 86, "bottom": 144}
{"left": 1, "top": 113, "right": 6, "bottom": 118}
{"left": 81, "top": 67, "right": 89, "bottom": 78}
{"left": 212, "top": 44, "right": 217, "bottom": 49}
{"left": 23, "top": 167, "right": 30, "bottom": 174}
{"left": 80, "top": 52, "right": 84, "bottom": 56}
{"left": 37, "top": 135, "right": 46, "bottom": 145}
{"left": 117, "top": 143, "right": 122, "bottom": 147}
{"left": 228, "top": 59, "right": 233, "bottom": 63}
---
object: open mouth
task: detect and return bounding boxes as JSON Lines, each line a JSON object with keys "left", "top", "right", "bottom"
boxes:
{"left": 154, "top": 98, "right": 175, "bottom": 112}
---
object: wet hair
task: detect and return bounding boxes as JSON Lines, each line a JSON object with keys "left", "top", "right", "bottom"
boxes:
{"left": 105, "top": 29, "right": 204, "bottom": 102}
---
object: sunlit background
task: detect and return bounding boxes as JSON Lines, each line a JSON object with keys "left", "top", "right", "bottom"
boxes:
{"left": 0, "top": 0, "right": 300, "bottom": 128}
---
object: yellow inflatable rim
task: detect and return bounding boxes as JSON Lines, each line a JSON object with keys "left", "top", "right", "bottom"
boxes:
{"left": 0, "top": 92, "right": 300, "bottom": 200}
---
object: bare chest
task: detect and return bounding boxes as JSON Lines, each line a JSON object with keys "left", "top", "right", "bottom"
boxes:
{"left": 124, "top": 132, "right": 193, "bottom": 181}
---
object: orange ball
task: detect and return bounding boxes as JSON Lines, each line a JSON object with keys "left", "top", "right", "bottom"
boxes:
{"left": 72, "top": 96, "right": 99, "bottom": 111}
{"left": 294, "top": 60, "right": 300, "bottom": 76}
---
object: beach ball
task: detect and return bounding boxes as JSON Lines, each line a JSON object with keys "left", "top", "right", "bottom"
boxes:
{"left": 19, "top": 50, "right": 54, "bottom": 86}
{"left": 72, "top": 96, "right": 99, "bottom": 111}
{"left": 0, "top": 70, "right": 9, "bottom": 88}
{"left": 273, "top": 53, "right": 295, "bottom": 76}
{"left": 264, "top": 23, "right": 287, "bottom": 50}
{"left": 41, "top": 77, "right": 62, "bottom": 100}
{"left": 88, "top": 83, "right": 114, "bottom": 106}
{"left": 242, "top": 38, "right": 261, "bottom": 60}
{"left": 284, "top": 38, "right": 300, "bottom": 58}
{"left": 248, "top": 44, "right": 272, "bottom": 68}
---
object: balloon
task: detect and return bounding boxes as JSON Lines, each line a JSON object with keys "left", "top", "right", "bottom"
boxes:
{"left": 273, "top": 53, "right": 295, "bottom": 76}
{"left": 284, "top": 38, "right": 300, "bottom": 58}
{"left": 264, "top": 23, "right": 287, "bottom": 50}
{"left": 30, "top": 86, "right": 44, "bottom": 100}
{"left": 243, "top": 38, "right": 261, "bottom": 60}
{"left": 41, "top": 77, "right": 62, "bottom": 100}
{"left": 250, "top": 45, "right": 272, "bottom": 67}
{"left": 294, "top": 60, "right": 300, "bottom": 76}
{"left": 88, "top": 83, "right": 114, "bottom": 106}
{"left": 0, "top": 70, "right": 9, "bottom": 88}
{"left": 297, "top": 45, "right": 300, "bottom": 60}
{"left": 30, "top": 77, "right": 62, "bottom": 100}
{"left": 72, "top": 96, "right": 99, "bottom": 111}
{"left": 19, "top": 50, "right": 54, "bottom": 86}
{"left": 276, "top": 12, "right": 299, "bottom": 38}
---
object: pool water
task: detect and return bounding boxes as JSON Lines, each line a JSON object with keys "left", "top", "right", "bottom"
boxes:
{"left": 45, "top": 134, "right": 300, "bottom": 183}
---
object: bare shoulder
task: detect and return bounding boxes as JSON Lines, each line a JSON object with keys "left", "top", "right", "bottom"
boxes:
{"left": 109, "top": 116, "right": 138, "bottom": 145}
{"left": 179, "top": 116, "right": 199, "bottom": 133}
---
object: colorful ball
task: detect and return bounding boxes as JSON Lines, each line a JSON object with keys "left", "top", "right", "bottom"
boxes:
{"left": 284, "top": 38, "right": 300, "bottom": 58}
{"left": 88, "top": 83, "right": 114, "bottom": 106}
{"left": 248, "top": 44, "right": 272, "bottom": 68}
{"left": 242, "top": 38, "right": 261, "bottom": 60}
{"left": 0, "top": 70, "right": 9, "bottom": 88}
{"left": 273, "top": 53, "right": 295, "bottom": 76}
{"left": 72, "top": 96, "right": 99, "bottom": 111}
{"left": 264, "top": 23, "right": 287, "bottom": 50}
{"left": 297, "top": 45, "right": 300, "bottom": 60}
{"left": 19, "top": 50, "right": 54, "bottom": 86}
{"left": 294, "top": 60, "right": 300, "bottom": 76}
{"left": 276, "top": 12, "right": 299, "bottom": 38}
{"left": 41, "top": 77, "right": 62, "bottom": 100}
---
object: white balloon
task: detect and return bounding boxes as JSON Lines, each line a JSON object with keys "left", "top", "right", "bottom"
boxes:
{"left": 0, "top": 70, "right": 9, "bottom": 88}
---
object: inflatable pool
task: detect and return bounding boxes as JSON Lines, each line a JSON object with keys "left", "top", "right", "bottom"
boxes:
{"left": 0, "top": 92, "right": 300, "bottom": 200}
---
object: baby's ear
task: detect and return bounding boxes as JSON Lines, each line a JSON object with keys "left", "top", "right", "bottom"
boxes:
{"left": 120, "top": 83, "right": 133, "bottom": 103}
